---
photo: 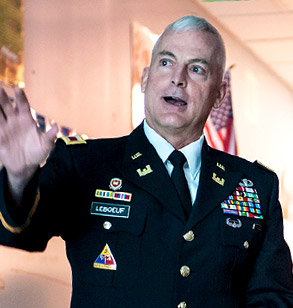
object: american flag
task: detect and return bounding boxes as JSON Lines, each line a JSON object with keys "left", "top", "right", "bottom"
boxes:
{"left": 204, "top": 69, "right": 237, "bottom": 155}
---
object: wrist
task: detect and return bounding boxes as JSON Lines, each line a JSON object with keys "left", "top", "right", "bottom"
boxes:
{"left": 6, "top": 166, "right": 39, "bottom": 205}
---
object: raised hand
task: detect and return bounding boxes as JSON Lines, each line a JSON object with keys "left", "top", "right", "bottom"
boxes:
{"left": 0, "top": 87, "right": 58, "bottom": 195}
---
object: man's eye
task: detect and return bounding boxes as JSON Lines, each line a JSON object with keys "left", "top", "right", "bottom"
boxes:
{"left": 161, "top": 59, "right": 170, "bottom": 66}
{"left": 192, "top": 66, "right": 204, "bottom": 74}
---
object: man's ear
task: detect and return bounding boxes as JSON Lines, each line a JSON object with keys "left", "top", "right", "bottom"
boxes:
{"left": 141, "top": 67, "right": 149, "bottom": 93}
{"left": 213, "top": 80, "right": 227, "bottom": 109}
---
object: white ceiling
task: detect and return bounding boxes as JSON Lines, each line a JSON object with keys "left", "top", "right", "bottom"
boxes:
{"left": 195, "top": 0, "right": 293, "bottom": 91}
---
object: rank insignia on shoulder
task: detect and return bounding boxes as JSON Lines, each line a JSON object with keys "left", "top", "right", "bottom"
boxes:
{"left": 59, "top": 135, "right": 87, "bottom": 145}
{"left": 93, "top": 244, "right": 117, "bottom": 270}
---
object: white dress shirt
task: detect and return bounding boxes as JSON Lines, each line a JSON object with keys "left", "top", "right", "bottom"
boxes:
{"left": 143, "top": 120, "right": 204, "bottom": 204}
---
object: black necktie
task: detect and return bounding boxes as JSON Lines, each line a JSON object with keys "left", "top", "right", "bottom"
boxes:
{"left": 168, "top": 150, "right": 192, "bottom": 218}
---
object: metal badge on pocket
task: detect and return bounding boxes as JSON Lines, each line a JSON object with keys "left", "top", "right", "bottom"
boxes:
{"left": 226, "top": 218, "right": 242, "bottom": 229}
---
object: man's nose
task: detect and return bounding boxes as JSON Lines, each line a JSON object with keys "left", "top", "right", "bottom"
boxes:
{"left": 171, "top": 67, "right": 187, "bottom": 87}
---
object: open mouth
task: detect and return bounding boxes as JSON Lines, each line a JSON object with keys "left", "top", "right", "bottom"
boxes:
{"left": 163, "top": 96, "right": 187, "bottom": 106}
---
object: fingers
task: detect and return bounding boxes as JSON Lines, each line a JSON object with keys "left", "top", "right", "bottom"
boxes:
{"left": 0, "top": 88, "right": 14, "bottom": 122}
{"left": 0, "top": 105, "right": 5, "bottom": 123}
{"left": 14, "top": 87, "right": 31, "bottom": 114}
{"left": 41, "top": 123, "right": 59, "bottom": 154}
{"left": 0, "top": 87, "right": 31, "bottom": 122}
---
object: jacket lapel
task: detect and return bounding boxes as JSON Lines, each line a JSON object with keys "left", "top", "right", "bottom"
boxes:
{"left": 113, "top": 125, "right": 243, "bottom": 226}
{"left": 186, "top": 141, "right": 243, "bottom": 230}
{"left": 113, "top": 124, "right": 186, "bottom": 222}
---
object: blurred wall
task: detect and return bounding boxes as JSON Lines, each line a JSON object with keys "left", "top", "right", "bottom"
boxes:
{"left": 0, "top": 0, "right": 292, "bottom": 307}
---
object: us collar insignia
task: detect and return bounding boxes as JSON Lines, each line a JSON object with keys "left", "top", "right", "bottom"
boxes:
{"left": 216, "top": 162, "right": 225, "bottom": 171}
{"left": 137, "top": 165, "right": 153, "bottom": 177}
{"left": 131, "top": 152, "right": 142, "bottom": 160}
{"left": 93, "top": 243, "right": 117, "bottom": 270}
{"left": 109, "top": 178, "right": 122, "bottom": 191}
{"left": 221, "top": 179, "right": 263, "bottom": 219}
{"left": 212, "top": 172, "right": 225, "bottom": 186}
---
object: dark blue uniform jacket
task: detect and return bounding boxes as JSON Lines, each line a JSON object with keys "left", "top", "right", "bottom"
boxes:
{"left": 0, "top": 124, "right": 293, "bottom": 307}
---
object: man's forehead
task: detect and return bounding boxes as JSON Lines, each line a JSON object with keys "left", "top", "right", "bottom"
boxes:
{"left": 155, "top": 33, "right": 212, "bottom": 56}
{"left": 157, "top": 30, "right": 217, "bottom": 50}
{"left": 153, "top": 29, "right": 221, "bottom": 61}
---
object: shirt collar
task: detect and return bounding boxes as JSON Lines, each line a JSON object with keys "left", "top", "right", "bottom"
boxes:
{"left": 143, "top": 120, "right": 204, "bottom": 180}
{"left": 143, "top": 120, "right": 174, "bottom": 164}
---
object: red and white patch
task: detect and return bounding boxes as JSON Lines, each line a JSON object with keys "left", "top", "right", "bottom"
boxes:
{"left": 109, "top": 178, "right": 122, "bottom": 191}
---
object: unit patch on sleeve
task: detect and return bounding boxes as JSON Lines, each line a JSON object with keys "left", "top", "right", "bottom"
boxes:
{"left": 221, "top": 179, "right": 263, "bottom": 219}
{"left": 93, "top": 243, "right": 117, "bottom": 270}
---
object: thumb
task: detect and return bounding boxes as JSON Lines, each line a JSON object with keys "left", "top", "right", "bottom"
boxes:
{"left": 44, "top": 122, "right": 59, "bottom": 147}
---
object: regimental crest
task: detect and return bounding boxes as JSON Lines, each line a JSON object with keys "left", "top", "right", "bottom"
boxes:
{"left": 221, "top": 179, "right": 263, "bottom": 219}
{"left": 109, "top": 178, "right": 122, "bottom": 191}
{"left": 93, "top": 244, "right": 117, "bottom": 270}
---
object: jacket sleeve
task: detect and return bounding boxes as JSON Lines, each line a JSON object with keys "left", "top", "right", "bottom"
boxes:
{"left": 246, "top": 171, "right": 293, "bottom": 306}
{"left": 0, "top": 140, "right": 75, "bottom": 252}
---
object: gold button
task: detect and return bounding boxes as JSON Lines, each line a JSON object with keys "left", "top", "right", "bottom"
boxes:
{"left": 177, "top": 301, "right": 187, "bottom": 308}
{"left": 183, "top": 230, "right": 194, "bottom": 242}
{"left": 103, "top": 221, "right": 112, "bottom": 230}
{"left": 244, "top": 241, "right": 249, "bottom": 249}
{"left": 180, "top": 265, "right": 190, "bottom": 277}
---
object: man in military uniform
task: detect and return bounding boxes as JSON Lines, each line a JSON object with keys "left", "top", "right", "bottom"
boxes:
{"left": 0, "top": 16, "right": 293, "bottom": 307}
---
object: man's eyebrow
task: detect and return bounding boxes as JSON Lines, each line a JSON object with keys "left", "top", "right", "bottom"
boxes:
{"left": 158, "top": 50, "right": 177, "bottom": 60}
{"left": 187, "top": 58, "right": 209, "bottom": 65}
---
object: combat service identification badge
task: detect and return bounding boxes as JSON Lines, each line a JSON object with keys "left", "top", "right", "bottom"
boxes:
{"left": 93, "top": 243, "right": 117, "bottom": 270}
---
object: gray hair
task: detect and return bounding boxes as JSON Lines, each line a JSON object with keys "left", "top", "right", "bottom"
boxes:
{"left": 151, "top": 16, "right": 226, "bottom": 75}
{"left": 164, "top": 15, "right": 222, "bottom": 37}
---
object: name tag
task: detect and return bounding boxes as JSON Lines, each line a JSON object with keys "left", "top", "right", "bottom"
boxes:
{"left": 90, "top": 202, "right": 130, "bottom": 219}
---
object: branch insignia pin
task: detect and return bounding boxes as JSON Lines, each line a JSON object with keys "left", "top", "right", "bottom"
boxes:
{"left": 212, "top": 172, "right": 225, "bottom": 186}
{"left": 137, "top": 165, "right": 153, "bottom": 177}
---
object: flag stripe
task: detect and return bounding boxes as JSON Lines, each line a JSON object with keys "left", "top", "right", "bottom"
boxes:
{"left": 204, "top": 69, "right": 237, "bottom": 155}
